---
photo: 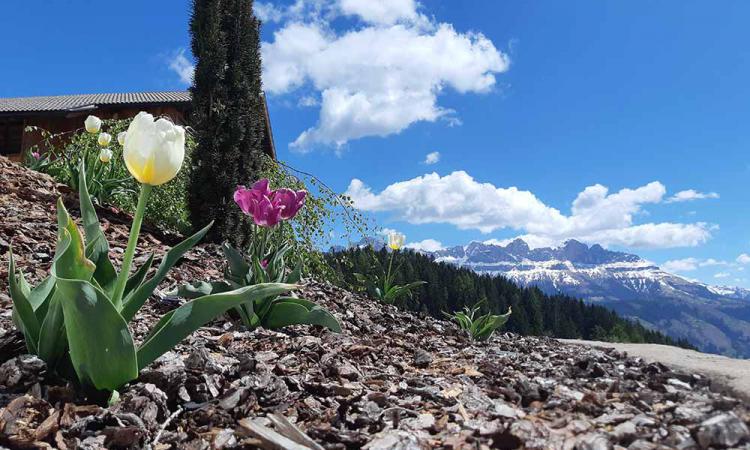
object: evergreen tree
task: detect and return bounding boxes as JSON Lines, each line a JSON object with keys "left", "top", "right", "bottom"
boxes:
{"left": 189, "top": 0, "right": 266, "bottom": 244}
{"left": 327, "top": 247, "right": 696, "bottom": 350}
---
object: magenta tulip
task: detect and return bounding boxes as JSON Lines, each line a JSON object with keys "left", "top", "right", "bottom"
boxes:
{"left": 253, "top": 196, "right": 282, "bottom": 227}
{"left": 272, "top": 188, "right": 307, "bottom": 220}
{"left": 233, "top": 185, "right": 261, "bottom": 216}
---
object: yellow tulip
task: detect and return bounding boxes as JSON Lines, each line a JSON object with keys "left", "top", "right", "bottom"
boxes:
{"left": 117, "top": 131, "right": 127, "bottom": 146}
{"left": 123, "top": 112, "right": 185, "bottom": 186}
{"left": 388, "top": 232, "right": 405, "bottom": 250}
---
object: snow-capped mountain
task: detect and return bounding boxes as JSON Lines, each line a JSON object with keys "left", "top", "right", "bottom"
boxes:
{"left": 428, "top": 239, "right": 750, "bottom": 357}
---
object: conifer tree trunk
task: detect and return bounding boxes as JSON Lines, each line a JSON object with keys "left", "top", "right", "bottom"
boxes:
{"left": 188, "top": 0, "right": 265, "bottom": 245}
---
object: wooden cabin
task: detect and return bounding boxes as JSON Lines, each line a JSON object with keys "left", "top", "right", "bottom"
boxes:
{"left": 0, "top": 91, "right": 276, "bottom": 161}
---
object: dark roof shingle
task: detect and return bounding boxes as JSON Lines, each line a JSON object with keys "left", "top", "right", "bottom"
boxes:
{"left": 0, "top": 91, "right": 191, "bottom": 113}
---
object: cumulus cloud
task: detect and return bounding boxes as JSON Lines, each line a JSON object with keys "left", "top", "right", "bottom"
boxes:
{"left": 423, "top": 151, "right": 440, "bottom": 165}
{"left": 261, "top": 0, "right": 509, "bottom": 150}
{"left": 666, "top": 189, "right": 720, "bottom": 203}
{"left": 168, "top": 49, "right": 194, "bottom": 85}
{"left": 662, "top": 258, "right": 700, "bottom": 273}
{"left": 715, "top": 272, "right": 731, "bottom": 279}
{"left": 346, "top": 171, "right": 714, "bottom": 249}
{"left": 405, "top": 238, "right": 445, "bottom": 252}
{"left": 737, "top": 254, "right": 750, "bottom": 264}
{"left": 661, "top": 257, "right": 731, "bottom": 273}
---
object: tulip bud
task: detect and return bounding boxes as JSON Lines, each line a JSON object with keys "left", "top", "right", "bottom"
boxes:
{"left": 98, "top": 132, "right": 112, "bottom": 147}
{"left": 99, "top": 148, "right": 113, "bottom": 163}
{"left": 84, "top": 115, "right": 102, "bottom": 133}
{"left": 123, "top": 112, "right": 185, "bottom": 186}
{"left": 117, "top": 131, "right": 127, "bottom": 146}
{"left": 31, "top": 151, "right": 41, "bottom": 160}
{"left": 388, "top": 232, "right": 405, "bottom": 250}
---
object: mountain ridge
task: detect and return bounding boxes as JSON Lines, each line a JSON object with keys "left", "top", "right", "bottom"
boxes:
{"left": 394, "top": 237, "right": 750, "bottom": 357}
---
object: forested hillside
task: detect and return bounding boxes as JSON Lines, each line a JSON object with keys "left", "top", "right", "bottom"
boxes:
{"left": 326, "top": 247, "right": 694, "bottom": 348}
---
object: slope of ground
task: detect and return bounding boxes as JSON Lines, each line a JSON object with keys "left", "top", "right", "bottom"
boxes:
{"left": 1, "top": 156, "right": 750, "bottom": 449}
{"left": 563, "top": 340, "right": 750, "bottom": 402}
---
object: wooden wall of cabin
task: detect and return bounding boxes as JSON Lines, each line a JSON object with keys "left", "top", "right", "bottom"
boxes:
{"left": 2, "top": 105, "right": 189, "bottom": 161}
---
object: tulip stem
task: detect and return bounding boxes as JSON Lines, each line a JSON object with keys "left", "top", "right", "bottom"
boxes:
{"left": 111, "top": 183, "right": 152, "bottom": 308}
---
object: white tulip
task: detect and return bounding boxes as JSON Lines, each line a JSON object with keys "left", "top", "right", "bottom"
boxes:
{"left": 98, "top": 132, "right": 112, "bottom": 147}
{"left": 99, "top": 148, "right": 113, "bottom": 163}
{"left": 84, "top": 115, "right": 102, "bottom": 133}
{"left": 117, "top": 131, "right": 127, "bottom": 146}
{"left": 123, "top": 112, "right": 185, "bottom": 186}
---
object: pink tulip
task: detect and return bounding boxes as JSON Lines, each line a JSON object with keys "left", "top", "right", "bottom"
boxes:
{"left": 252, "top": 179, "right": 272, "bottom": 198}
{"left": 260, "top": 259, "right": 269, "bottom": 269}
{"left": 234, "top": 186, "right": 259, "bottom": 216}
{"left": 272, "top": 188, "right": 307, "bottom": 220}
{"left": 253, "top": 196, "right": 282, "bottom": 227}
{"left": 31, "top": 151, "right": 41, "bottom": 159}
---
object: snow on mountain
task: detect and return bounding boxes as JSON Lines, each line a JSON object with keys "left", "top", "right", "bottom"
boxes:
{"left": 426, "top": 239, "right": 750, "bottom": 358}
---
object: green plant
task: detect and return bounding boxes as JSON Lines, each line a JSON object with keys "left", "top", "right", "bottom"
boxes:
{"left": 173, "top": 178, "right": 341, "bottom": 333}
{"left": 259, "top": 156, "right": 372, "bottom": 279}
{"left": 25, "top": 118, "right": 195, "bottom": 234}
{"left": 355, "top": 235, "right": 426, "bottom": 305}
{"left": 444, "top": 300, "right": 512, "bottom": 342}
{"left": 25, "top": 123, "right": 134, "bottom": 205}
{"left": 7, "top": 162, "right": 294, "bottom": 394}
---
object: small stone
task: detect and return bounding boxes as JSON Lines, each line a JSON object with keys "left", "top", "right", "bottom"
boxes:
{"left": 577, "top": 432, "right": 612, "bottom": 450}
{"left": 612, "top": 421, "right": 636, "bottom": 443}
{"left": 412, "top": 349, "right": 433, "bottom": 368}
{"left": 695, "top": 413, "right": 749, "bottom": 448}
{"left": 0, "top": 355, "right": 45, "bottom": 391}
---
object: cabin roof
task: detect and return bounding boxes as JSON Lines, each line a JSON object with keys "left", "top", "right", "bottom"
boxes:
{"left": 0, "top": 91, "right": 191, "bottom": 114}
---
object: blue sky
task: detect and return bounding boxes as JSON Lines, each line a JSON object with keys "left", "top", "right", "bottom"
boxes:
{"left": 3, "top": 1, "right": 750, "bottom": 286}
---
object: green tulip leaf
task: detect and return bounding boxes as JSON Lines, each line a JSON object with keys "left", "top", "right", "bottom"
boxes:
{"left": 121, "top": 222, "right": 212, "bottom": 322}
{"left": 222, "top": 242, "right": 250, "bottom": 283}
{"left": 169, "top": 280, "right": 232, "bottom": 299}
{"left": 137, "top": 283, "right": 296, "bottom": 370}
{"left": 56, "top": 278, "right": 138, "bottom": 391}
{"left": 8, "top": 248, "right": 40, "bottom": 353}
{"left": 37, "top": 292, "right": 67, "bottom": 366}
{"left": 78, "top": 162, "right": 117, "bottom": 294}
{"left": 262, "top": 297, "right": 342, "bottom": 333}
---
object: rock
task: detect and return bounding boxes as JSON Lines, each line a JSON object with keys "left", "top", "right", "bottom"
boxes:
{"left": 412, "top": 349, "right": 433, "bottom": 368}
{"left": 363, "top": 429, "right": 425, "bottom": 450}
{"left": 612, "top": 421, "right": 636, "bottom": 443}
{"left": 577, "top": 432, "right": 612, "bottom": 450}
{"left": 694, "top": 412, "right": 749, "bottom": 448}
{"left": 0, "top": 355, "right": 45, "bottom": 392}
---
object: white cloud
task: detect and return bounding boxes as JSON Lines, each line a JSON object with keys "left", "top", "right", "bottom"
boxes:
{"left": 298, "top": 95, "right": 320, "bottom": 107}
{"left": 662, "top": 258, "right": 700, "bottom": 273}
{"left": 666, "top": 189, "right": 720, "bottom": 203}
{"left": 423, "top": 151, "right": 440, "bottom": 165}
{"left": 168, "top": 49, "right": 194, "bottom": 85}
{"left": 346, "top": 171, "right": 714, "bottom": 249}
{"left": 339, "top": 0, "right": 419, "bottom": 25}
{"left": 715, "top": 272, "right": 731, "bottom": 279}
{"left": 261, "top": 2, "right": 509, "bottom": 150}
{"left": 405, "top": 238, "right": 445, "bottom": 252}
{"left": 737, "top": 254, "right": 750, "bottom": 264}
{"left": 254, "top": 2, "right": 287, "bottom": 22}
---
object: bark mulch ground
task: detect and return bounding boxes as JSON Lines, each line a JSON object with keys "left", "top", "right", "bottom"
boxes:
{"left": 1, "top": 156, "right": 749, "bottom": 449}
